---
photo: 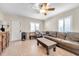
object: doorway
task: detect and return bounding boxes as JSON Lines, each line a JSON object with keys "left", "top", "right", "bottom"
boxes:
{"left": 11, "top": 20, "right": 21, "bottom": 41}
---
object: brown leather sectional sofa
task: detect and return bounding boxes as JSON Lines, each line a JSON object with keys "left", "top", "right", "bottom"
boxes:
{"left": 44, "top": 31, "right": 79, "bottom": 55}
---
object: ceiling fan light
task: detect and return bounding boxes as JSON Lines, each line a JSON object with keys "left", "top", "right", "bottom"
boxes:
{"left": 40, "top": 9, "right": 46, "bottom": 13}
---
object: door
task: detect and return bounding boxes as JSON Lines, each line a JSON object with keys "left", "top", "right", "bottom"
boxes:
{"left": 11, "top": 20, "right": 21, "bottom": 41}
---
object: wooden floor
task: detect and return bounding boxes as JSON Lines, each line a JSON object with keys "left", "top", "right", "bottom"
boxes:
{"left": 1, "top": 39, "right": 76, "bottom": 56}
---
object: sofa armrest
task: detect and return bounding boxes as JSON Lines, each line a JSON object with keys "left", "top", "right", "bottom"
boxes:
{"left": 60, "top": 40, "right": 79, "bottom": 49}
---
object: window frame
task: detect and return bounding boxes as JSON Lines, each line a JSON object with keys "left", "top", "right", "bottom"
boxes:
{"left": 30, "top": 22, "right": 40, "bottom": 32}
{"left": 58, "top": 16, "right": 72, "bottom": 32}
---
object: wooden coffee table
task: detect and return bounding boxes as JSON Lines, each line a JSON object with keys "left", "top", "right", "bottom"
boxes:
{"left": 37, "top": 38, "right": 57, "bottom": 55}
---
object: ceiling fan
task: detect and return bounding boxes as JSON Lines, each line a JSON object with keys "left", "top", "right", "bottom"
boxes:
{"left": 39, "top": 3, "right": 55, "bottom": 15}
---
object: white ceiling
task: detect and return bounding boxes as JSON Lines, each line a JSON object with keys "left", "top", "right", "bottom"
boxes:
{"left": 0, "top": 3, "right": 79, "bottom": 20}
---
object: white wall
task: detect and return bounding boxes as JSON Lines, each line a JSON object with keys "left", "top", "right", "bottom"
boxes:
{"left": 44, "top": 7, "right": 79, "bottom": 32}
{"left": 44, "top": 18, "right": 58, "bottom": 31}
{"left": 4, "top": 14, "right": 44, "bottom": 32}
{"left": 19, "top": 16, "right": 44, "bottom": 32}
{"left": 0, "top": 12, "right": 44, "bottom": 41}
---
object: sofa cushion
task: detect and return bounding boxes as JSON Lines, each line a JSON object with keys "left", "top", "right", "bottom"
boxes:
{"left": 45, "top": 31, "right": 49, "bottom": 35}
{"left": 58, "top": 42, "right": 79, "bottom": 55}
{"left": 58, "top": 39, "right": 79, "bottom": 49}
{"left": 45, "top": 35, "right": 79, "bottom": 49}
{"left": 35, "top": 31, "right": 43, "bottom": 38}
{"left": 44, "top": 35, "right": 63, "bottom": 43}
{"left": 66, "top": 32, "right": 79, "bottom": 42}
{"left": 57, "top": 32, "right": 67, "bottom": 39}
{"left": 48, "top": 31, "right": 57, "bottom": 37}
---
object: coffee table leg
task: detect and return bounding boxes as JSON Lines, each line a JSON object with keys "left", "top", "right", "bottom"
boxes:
{"left": 37, "top": 41, "right": 39, "bottom": 46}
{"left": 29, "top": 36, "right": 31, "bottom": 40}
{"left": 53, "top": 47, "right": 56, "bottom": 52}
{"left": 46, "top": 48, "right": 49, "bottom": 55}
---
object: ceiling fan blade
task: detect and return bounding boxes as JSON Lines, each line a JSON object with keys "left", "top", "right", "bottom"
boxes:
{"left": 46, "top": 8, "right": 55, "bottom": 11}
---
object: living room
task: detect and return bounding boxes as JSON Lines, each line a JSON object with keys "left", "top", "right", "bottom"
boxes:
{"left": 0, "top": 3, "right": 79, "bottom": 56}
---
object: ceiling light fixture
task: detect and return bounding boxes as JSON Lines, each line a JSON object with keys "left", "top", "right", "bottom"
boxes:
{"left": 39, "top": 3, "right": 55, "bottom": 16}
{"left": 33, "top": 3, "right": 55, "bottom": 16}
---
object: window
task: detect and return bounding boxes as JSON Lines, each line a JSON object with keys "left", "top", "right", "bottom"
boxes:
{"left": 58, "top": 16, "right": 72, "bottom": 32}
{"left": 64, "top": 16, "right": 71, "bottom": 32}
{"left": 58, "top": 19, "right": 64, "bottom": 32}
{"left": 30, "top": 22, "right": 40, "bottom": 32}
